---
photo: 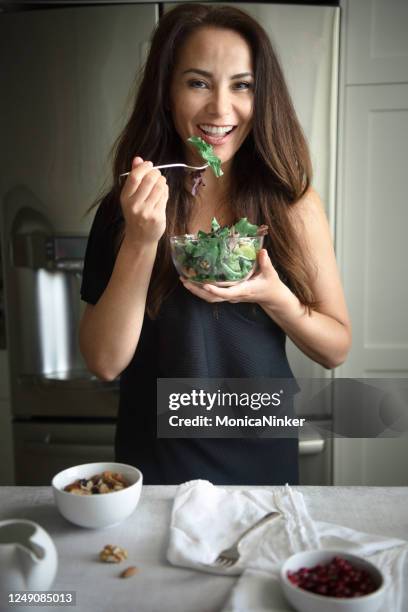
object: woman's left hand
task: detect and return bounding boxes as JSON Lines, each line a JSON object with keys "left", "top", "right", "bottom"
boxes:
{"left": 180, "top": 249, "right": 291, "bottom": 309}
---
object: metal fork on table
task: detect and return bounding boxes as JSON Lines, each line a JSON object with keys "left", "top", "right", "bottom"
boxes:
{"left": 119, "top": 163, "right": 209, "bottom": 178}
{"left": 214, "top": 511, "right": 281, "bottom": 568}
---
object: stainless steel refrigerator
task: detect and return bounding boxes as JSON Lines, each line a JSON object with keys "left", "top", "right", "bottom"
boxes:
{"left": 0, "top": 1, "right": 338, "bottom": 485}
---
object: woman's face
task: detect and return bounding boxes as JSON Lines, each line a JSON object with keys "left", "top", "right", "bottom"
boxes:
{"left": 170, "top": 27, "right": 254, "bottom": 167}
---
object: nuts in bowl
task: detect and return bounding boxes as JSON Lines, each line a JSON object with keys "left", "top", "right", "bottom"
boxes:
{"left": 52, "top": 462, "right": 142, "bottom": 529}
{"left": 170, "top": 217, "right": 267, "bottom": 287}
{"left": 280, "top": 550, "right": 386, "bottom": 612}
{"left": 64, "top": 470, "right": 129, "bottom": 495}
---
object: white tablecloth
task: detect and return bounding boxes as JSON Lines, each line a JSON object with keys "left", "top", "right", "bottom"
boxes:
{"left": 0, "top": 486, "right": 407, "bottom": 612}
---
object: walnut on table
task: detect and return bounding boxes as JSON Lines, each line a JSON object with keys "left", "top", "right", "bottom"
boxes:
{"left": 99, "top": 544, "right": 128, "bottom": 563}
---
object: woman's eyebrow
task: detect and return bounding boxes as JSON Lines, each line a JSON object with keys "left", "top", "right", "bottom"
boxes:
{"left": 182, "top": 68, "right": 254, "bottom": 79}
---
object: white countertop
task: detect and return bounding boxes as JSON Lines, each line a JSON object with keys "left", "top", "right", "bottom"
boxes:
{"left": 1, "top": 486, "right": 408, "bottom": 612}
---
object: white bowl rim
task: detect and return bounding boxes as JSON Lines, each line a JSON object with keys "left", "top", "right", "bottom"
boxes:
{"left": 280, "top": 549, "right": 386, "bottom": 603}
{"left": 51, "top": 462, "right": 142, "bottom": 497}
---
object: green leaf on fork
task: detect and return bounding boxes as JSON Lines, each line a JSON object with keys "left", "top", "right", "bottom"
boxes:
{"left": 187, "top": 136, "right": 224, "bottom": 178}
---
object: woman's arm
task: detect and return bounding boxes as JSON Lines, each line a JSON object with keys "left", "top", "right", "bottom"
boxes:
{"left": 79, "top": 157, "right": 168, "bottom": 380}
{"left": 260, "top": 188, "right": 351, "bottom": 369}
{"left": 79, "top": 237, "right": 157, "bottom": 381}
{"left": 180, "top": 188, "right": 351, "bottom": 369}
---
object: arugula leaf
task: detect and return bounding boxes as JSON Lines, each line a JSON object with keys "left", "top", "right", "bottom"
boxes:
{"left": 233, "top": 218, "right": 259, "bottom": 237}
{"left": 187, "top": 136, "right": 224, "bottom": 178}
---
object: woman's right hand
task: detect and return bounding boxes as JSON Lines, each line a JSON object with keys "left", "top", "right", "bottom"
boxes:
{"left": 120, "top": 156, "right": 169, "bottom": 246}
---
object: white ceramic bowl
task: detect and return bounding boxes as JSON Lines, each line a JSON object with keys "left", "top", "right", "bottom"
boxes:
{"left": 52, "top": 462, "right": 143, "bottom": 529}
{"left": 280, "top": 550, "right": 386, "bottom": 612}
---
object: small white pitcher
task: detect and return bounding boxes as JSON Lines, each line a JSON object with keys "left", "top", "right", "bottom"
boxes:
{"left": 0, "top": 519, "right": 58, "bottom": 596}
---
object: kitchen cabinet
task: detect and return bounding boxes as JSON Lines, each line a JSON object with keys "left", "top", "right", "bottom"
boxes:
{"left": 344, "top": 0, "right": 408, "bottom": 84}
{"left": 13, "top": 422, "right": 115, "bottom": 485}
{"left": 338, "top": 83, "right": 408, "bottom": 379}
{"left": 333, "top": 0, "right": 408, "bottom": 484}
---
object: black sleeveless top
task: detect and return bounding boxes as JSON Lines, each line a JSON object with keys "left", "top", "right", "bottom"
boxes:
{"left": 81, "top": 199, "right": 299, "bottom": 485}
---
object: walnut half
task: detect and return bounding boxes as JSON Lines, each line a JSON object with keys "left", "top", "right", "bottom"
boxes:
{"left": 99, "top": 544, "right": 128, "bottom": 563}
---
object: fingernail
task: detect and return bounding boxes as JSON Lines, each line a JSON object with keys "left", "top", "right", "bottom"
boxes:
{"left": 147, "top": 161, "right": 153, "bottom": 167}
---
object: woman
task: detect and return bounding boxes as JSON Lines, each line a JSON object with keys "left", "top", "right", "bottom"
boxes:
{"left": 79, "top": 3, "right": 351, "bottom": 485}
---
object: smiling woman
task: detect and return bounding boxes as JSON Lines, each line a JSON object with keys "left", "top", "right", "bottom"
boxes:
{"left": 79, "top": 3, "right": 351, "bottom": 485}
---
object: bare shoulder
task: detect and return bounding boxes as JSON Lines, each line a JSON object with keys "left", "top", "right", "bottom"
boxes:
{"left": 289, "top": 187, "right": 328, "bottom": 233}
{"left": 288, "top": 187, "right": 337, "bottom": 281}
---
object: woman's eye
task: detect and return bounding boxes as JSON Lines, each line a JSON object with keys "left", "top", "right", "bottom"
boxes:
{"left": 188, "top": 80, "right": 207, "bottom": 89}
{"left": 233, "top": 81, "right": 253, "bottom": 90}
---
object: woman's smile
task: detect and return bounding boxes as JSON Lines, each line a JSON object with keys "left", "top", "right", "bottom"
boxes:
{"left": 196, "top": 124, "right": 238, "bottom": 146}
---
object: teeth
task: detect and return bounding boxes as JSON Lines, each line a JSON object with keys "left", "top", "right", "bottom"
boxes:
{"left": 199, "top": 124, "right": 234, "bottom": 135}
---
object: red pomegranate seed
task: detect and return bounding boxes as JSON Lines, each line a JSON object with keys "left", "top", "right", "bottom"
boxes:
{"left": 287, "top": 556, "right": 377, "bottom": 598}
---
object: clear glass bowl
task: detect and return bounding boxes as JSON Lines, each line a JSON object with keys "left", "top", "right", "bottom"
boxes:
{"left": 170, "top": 234, "right": 264, "bottom": 287}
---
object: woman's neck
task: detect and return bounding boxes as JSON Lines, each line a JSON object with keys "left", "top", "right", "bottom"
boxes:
{"left": 193, "top": 158, "right": 232, "bottom": 201}
{"left": 186, "top": 167, "right": 235, "bottom": 232}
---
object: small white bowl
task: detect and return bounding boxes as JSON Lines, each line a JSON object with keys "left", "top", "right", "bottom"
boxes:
{"left": 52, "top": 462, "right": 143, "bottom": 529}
{"left": 280, "top": 550, "right": 386, "bottom": 612}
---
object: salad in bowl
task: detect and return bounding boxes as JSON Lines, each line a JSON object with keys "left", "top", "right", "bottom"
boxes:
{"left": 170, "top": 217, "right": 268, "bottom": 286}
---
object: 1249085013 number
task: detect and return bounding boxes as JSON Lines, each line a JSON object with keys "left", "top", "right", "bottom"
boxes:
{"left": 7, "top": 591, "right": 76, "bottom": 606}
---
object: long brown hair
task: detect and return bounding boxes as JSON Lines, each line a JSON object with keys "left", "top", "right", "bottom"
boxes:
{"left": 93, "top": 3, "right": 315, "bottom": 318}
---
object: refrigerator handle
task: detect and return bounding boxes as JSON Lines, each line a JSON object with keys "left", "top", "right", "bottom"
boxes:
{"left": 299, "top": 438, "right": 325, "bottom": 455}
{"left": 299, "top": 431, "right": 326, "bottom": 455}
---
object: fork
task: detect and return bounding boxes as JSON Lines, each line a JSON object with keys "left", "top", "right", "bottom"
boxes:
{"left": 214, "top": 511, "right": 281, "bottom": 568}
{"left": 119, "top": 163, "right": 209, "bottom": 178}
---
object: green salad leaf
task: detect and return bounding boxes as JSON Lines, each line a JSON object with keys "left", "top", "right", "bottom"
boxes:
{"left": 187, "top": 136, "right": 224, "bottom": 177}
{"left": 172, "top": 217, "right": 267, "bottom": 283}
{"left": 233, "top": 217, "right": 259, "bottom": 237}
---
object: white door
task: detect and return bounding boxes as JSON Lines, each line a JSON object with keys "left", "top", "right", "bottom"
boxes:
{"left": 334, "top": 82, "right": 408, "bottom": 484}
{"left": 338, "top": 83, "right": 408, "bottom": 380}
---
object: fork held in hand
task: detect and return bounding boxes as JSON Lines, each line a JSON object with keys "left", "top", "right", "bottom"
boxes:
{"left": 214, "top": 511, "right": 281, "bottom": 568}
{"left": 119, "top": 163, "right": 209, "bottom": 178}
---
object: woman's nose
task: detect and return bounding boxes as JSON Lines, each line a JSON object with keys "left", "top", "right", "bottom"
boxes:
{"left": 206, "top": 86, "right": 232, "bottom": 116}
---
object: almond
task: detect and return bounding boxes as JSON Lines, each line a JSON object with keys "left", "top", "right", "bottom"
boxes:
{"left": 120, "top": 566, "right": 139, "bottom": 578}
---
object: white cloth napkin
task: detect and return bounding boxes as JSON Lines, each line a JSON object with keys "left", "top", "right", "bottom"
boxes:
{"left": 167, "top": 480, "right": 408, "bottom": 611}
